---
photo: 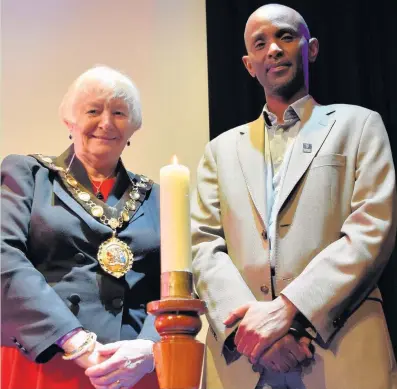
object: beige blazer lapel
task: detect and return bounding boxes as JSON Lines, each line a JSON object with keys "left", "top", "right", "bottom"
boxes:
{"left": 237, "top": 114, "right": 268, "bottom": 229}
{"left": 277, "top": 105, "right": 336, "bottom": 214}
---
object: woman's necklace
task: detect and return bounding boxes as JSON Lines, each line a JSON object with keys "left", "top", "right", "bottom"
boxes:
{"left": 66, "top": 153, "right": 114, "bottom": 200}
{"left": 91, "top": 172, "right": 115, "bottom": 200}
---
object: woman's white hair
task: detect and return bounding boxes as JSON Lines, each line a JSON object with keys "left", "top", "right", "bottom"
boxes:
{"left": 59, "top": 65, "right": 142, "bottom": 130}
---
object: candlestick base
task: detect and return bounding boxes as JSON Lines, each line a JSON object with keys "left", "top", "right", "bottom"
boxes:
{"left": 148, "top": 271, "right": 206, "bottom": 389}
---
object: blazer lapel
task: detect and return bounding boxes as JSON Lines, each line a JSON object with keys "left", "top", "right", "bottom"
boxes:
{"left": 53, "top": 179, "right": 109, "bottom": 233}
{"left": 237, "top": 115, "right": 268, "bottom": 229}
{"left": 277, "top": 105, "right": 336, "bottom": 214}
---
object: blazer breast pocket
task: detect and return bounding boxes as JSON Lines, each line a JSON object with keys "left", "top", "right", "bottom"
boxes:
{"left": 311, "top": 153, "right": 346, "bottom": 169}
{"left": 300, "top": 153, "right": 347, "bottom": 235}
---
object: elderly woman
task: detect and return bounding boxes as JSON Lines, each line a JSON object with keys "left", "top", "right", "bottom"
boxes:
{"left": 1, "top": 66, "right": 160, "bottom": 389}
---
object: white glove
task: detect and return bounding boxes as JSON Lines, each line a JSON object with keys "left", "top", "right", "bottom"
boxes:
{"left": 84, "top": 339, "right": 155, "bottom": 389}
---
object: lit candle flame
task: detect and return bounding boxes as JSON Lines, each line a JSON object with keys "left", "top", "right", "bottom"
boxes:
{"left": 172, "top": 155, "right": 179, "bottom": 165}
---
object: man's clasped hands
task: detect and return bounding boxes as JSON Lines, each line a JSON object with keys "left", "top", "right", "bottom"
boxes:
{"left": 224, "top": 295, "right": 315, "bottom": 373}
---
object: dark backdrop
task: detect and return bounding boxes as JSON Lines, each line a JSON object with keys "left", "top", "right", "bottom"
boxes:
{"left": 205, "top": 0, "right": 397, "bottom": 355}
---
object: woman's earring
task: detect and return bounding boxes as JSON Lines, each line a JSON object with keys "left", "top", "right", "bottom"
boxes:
{"left": 69, "top": 134, "right": 72, "bottom": 140}
{"left": 127, "top": 140, "right": 131, "bottom": 146}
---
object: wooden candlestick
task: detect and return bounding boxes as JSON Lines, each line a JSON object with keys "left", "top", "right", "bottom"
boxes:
{"left": 147, "top": 271, "right": 206, "bottom": 389}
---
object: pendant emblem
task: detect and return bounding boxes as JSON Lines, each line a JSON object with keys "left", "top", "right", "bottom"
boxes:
{"left": 97, "top": 236, "right": 134, "bottom": 278}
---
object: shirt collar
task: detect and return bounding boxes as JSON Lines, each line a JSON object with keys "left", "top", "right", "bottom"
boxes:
{"left": 263, "top": 94, "right": 313, "bottom": 128}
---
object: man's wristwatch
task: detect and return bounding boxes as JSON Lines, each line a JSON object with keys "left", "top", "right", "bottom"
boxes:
{"left": 223, "top": 329, "right": 241, "bottom": 365}
{"left": 289, "top": 313, "right": 317, "bottom": 354}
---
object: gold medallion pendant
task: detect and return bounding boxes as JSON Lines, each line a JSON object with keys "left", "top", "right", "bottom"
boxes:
{"left": 97, "top": 236, "right": 134, "bottom": 278}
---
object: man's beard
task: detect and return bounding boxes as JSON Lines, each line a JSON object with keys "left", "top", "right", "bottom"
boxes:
{"left": 268, "top": 65, "right": 305, "bottom": 100}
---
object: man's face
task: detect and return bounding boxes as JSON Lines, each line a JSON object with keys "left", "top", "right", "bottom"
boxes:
{"left": 243, "top": 8, "right": 317, "bottom": 99}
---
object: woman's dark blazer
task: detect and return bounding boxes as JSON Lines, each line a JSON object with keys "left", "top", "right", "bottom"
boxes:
{"left": 1, "top": 147, "right": 161, "bottom": 363}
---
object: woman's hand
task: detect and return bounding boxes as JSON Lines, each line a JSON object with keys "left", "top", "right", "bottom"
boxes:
{"left": 85, "top": 339, "right": 155, "bottom": 389}
{"left": 73, "top": 341, "right": 107, "bottom": 369}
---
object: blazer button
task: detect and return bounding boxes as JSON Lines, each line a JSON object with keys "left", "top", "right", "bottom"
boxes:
{"left": 74, "top": 253, "right": 86, "bottom": 264}
{"left": 252, "top": 364, "right": 263, "bottom": 373}
{"left": 260, "top": 285, "right": 270, "bottom": 295}
{"left": 112, "top": 297, "right": 124, "bottom": 309}
{"left": 333, "top": 315, "right": 347, "bottom": 329}
{"left": 14, "top": 340, "right": 27, "bottom": 353}
{"left": 68, "top": 294, "right": 81, "bottom": 305}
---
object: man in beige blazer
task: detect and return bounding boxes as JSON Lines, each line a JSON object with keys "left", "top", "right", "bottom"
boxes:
{"left": 191, "top": 4, "right": 397, "bottom": 389}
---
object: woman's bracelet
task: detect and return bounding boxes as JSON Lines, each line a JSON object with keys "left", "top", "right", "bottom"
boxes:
{"left": 56, "top": 327, "right": 83, "bottom": 348}
{"left": 62, "top": 331, "right": 97, "bottom": 361}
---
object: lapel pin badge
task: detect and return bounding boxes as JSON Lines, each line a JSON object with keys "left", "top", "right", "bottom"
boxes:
{"left": 303, "top": 143, "right": 312, "bottom": 153}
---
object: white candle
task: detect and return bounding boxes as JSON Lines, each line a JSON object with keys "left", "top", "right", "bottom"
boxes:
{"left": 160, "top": 156, "right": 192, "bottom": 272}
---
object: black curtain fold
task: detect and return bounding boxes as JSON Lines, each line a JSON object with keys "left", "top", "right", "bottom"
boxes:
{"left": 205, "top": 0, "right": 397, "bottom": 354}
